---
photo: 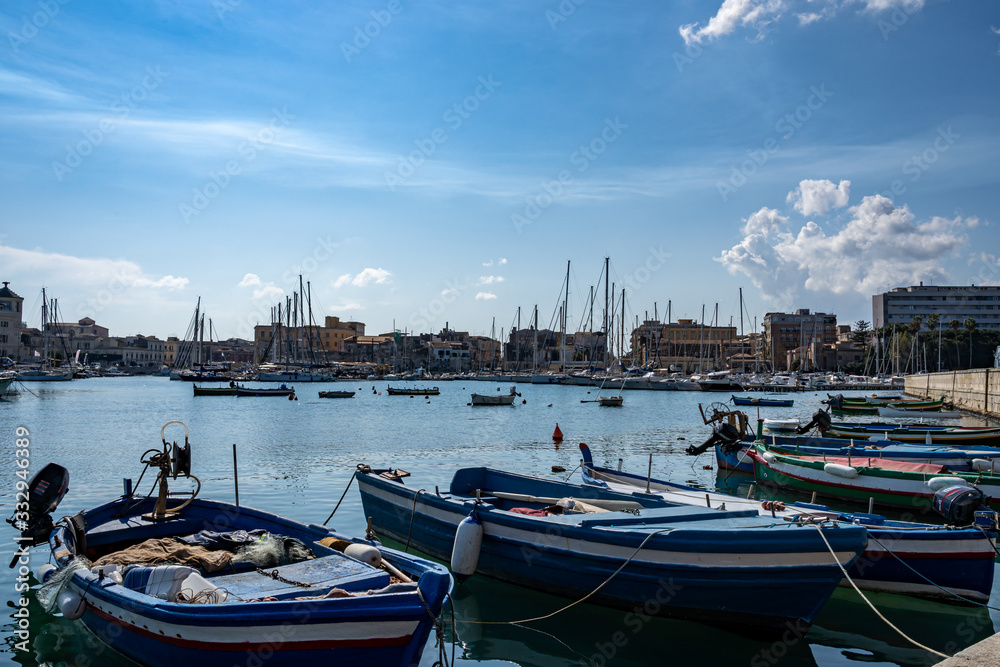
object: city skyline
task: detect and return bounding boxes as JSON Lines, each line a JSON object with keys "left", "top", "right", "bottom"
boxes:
{"left": 2, "top": 1, "right": 998, "bottom": 340}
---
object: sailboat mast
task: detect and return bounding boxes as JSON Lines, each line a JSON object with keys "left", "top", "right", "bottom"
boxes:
{"left": 603, "top": 256, "right": 609, "bottom": 370}
{"left": 739, "top": 287, "right": 745, "bottom": 373}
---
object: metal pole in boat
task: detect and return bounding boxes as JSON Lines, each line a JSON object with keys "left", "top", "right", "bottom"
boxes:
{"left": 868, "top": 497, "right": 874, "bottom": 514}
{"left": 646, "top": 453, "right": 652, "bottom": 493}
{"left": 233, "top": 444, "right": 239, "bottom": 506}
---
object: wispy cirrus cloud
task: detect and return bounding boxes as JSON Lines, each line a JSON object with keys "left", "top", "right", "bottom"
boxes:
{"left": 475, "top": 292, "right": 497, "bottom": 300}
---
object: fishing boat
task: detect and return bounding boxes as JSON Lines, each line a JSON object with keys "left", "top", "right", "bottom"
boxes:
{"left": 0, "top": 371, "right": 15, "bottom": 396}
{"left": 877, "top": 407, "right": 961, "bottom": 419}
{"left": 579, "top": 444, "right": 999, "bottom": 604}
{"left": 731, "top": 395, "right": 794, "bottom": 407}
{"left": 823, "top": 394, "right": 946, "bottom": 414}
{"left": 356, "top": 465, "right": 868, "bottom": 632}
{"left": 746, "top": 442, "right": 1000, "bottom": 509}
{"left": 471, "top": 387, "right": 517, "bottom": 406}
{"left": 319, "top": 390, "right": 356, "bottom": 399}
{"left": 822, "top": 423, "right": 1000, "bottom": 447}
{"left": 11, "top": 423, "right": 451, "bottom": 667}
{"left": 597, "top": 395, "right": 624, "bottom": 407}
{"left": 236, "top": 384, "right": 295, "bottom": 397}
{"left": 763, "top": 418, "right": 800, "bottom": 432}
{"left": 192, "top": 383, "right": 237, "bottom": 396}
{"left": 386, "top": 386, "right": 439, "bottom": 396}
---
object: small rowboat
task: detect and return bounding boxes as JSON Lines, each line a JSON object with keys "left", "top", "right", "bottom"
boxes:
{"left": 580, "top": 443, "right": 999, "bottom": 604}
{"left": 319, "top": 390, "right": 356, "bottom": 399}
{"left": 824, "top": 423, "right": 1000, "bottom": 446}
{"left": 731, "top": 395, "right": 794, "bottom": 407}
{"left": 386, "top": 386, "right": 440, "bottom": 396}
{"left": 192, "top": 384, "right": 236, "bottom": 396}
{"left": 747, "top": 442, "right": 1000, "bottom": 508}
{"left": 357, "top": 465, "right": 867, "bottom": 633}
{"left": 236, "top": 384, "right": 295, "bottom": 397}
{"left": 16, "top": 423, "right": 451, "bottom": 667}
{"left": 597, "top": 395, "right": 623, "bottom": 407}
{"left": 471, "top": 387, "right": 517, "bottom": 406}
{"left": 762, "top": 418, "right": 800, "bottom": 432}
{"left": 877, "top": 407, "right": 961, "bottom": 419}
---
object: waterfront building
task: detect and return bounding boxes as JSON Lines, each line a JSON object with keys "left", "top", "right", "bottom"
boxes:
{"left": 0, "top": 282, "right": 23, "bottom": 362}
{"left": 763, "top": 309, "right": 837, "bottom": 371}
{"left": 253, "top": 316, "right": 365, "bottom": 364}
{"left": 873, "top": 284, "right": 1000, "bottom": 332}
{"left": 631, "top": 319, "right": 737, "bottom": 373}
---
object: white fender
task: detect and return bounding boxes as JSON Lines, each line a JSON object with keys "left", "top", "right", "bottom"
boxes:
{"left": 57, "top": 589, "right": 86, "bottom": 620}
{"left": 927, "top": 476, "right": 969, "bottom": 491}
{"left": 37, "top": 563, "right": 57, "bottom": 584}
{"left": 450, "top": 511, "right": 482, "bottom": 583}
{"left": 971, "top": 459, "right": 997, "bottom": 473}
{"left": 762, "top": 451, "right": 777, "bottom": 463}
{"left": 823, "top": 463, "right": 859, "bottom": 479}
{"left": 345, "top": 543, "right": 382, "bottom": 568}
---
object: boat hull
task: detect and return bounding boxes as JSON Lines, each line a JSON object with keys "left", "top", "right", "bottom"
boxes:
{"left": 471, "top": 393, "right": 515, "bottom": 405}
{"left": 580, "top": 458, "right": 998, "bottom": 604}
{"left": 357, "top": 470, "right": 866, "bottom": 633}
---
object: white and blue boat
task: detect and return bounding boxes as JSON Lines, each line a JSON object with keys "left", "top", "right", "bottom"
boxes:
{"left": 17, "top": 424, "right": 451, "bottom": 667}
{"left": 580, "top": 444, "right": 999, "bottom": 604}
{"left": 356, "top": 464, "right": 868, "bottom": 632}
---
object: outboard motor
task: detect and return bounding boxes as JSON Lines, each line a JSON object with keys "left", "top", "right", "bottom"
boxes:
{"left": 796, "top": 409, "right": 832, "bottom": 435}
{"left": 933, "top": 485, "right": 988, "bottom": 525}
{"left": 686, "top": 421, "right": 742, "bottom": 456}
{"left": 6, "top": 462, "right": 70, "bottom": 567}
{"left": 822, "top": 394, "right": 844, "bottom": 410}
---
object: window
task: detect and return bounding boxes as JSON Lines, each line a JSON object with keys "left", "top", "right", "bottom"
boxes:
{"left": 0, "top": 302, "right": 9, "bottom": 311}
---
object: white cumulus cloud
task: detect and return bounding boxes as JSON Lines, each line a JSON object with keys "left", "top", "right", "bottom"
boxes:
{"left": 680, "top": 0, "right": 925, "bottom": 45}
{"left": 475, "top": 292, "right": 497, "bottom": 300}
{"left": 333, "top": 273, "right": 352, "bottom": 288}
{"left": 787, "top": 179, "right": 851, "bottom": 216}
{"left": 238, "top": 273, "right": 261, "bottom": 287}
{"left": 478, "top": 275, "right": 504, "bottom": 285}
{"left": 717, "top": 195, "right": 968, "bottom": 308}
{"left": 352, "top": 268, "right": 391, "bottom": 286}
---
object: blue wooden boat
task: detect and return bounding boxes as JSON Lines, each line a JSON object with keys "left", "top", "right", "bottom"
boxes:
{"left": 731, "top": 395, "right": 794, "bottom": 407}
{"left": 356, "top": 464, "right": 868, "bottom": 632}
{"left": 235, "top": 383, "right": 295, "bottom": 397}
{"left": 580, "top": 444, "right": 999, "bottom": 604}
{"left": 17, "top": 424, "right": 450, "bottom": 667}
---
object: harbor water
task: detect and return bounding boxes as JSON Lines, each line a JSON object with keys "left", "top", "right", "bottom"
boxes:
{"left": 1, "top": 378, "right": 998, "bottom": 666}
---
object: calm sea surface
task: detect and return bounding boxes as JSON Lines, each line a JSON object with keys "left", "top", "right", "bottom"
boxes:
{"left": 1, "top": 378, "right": 998, "bottom": 666}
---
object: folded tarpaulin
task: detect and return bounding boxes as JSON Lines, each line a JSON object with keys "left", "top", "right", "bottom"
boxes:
{"left": 176, "top": 529, "right": 267, "bottom": 550}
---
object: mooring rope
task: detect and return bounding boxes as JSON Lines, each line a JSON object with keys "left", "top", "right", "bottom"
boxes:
{"left": 867, "top": 533, "right": 1000, "bottom": 611}
{"left": 812, "top": 524, "right": 949, "bottom": 659}
{"left": 457, "top": 527, "right": 673, "bottom": 626}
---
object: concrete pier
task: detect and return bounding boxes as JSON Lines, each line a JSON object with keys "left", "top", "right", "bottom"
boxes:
{"left": 906, "top": 369, "right": 999, "bottom": 418}
{"left": 935, "top": 632, "right": 1000, "bottom": 665}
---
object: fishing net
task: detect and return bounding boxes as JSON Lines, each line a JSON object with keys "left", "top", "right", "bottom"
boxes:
{"left": 36, "top": 558, "right": 91, "bottom": 614}
{"left": 233, "top": 534, "right": 314, "bottom": 568}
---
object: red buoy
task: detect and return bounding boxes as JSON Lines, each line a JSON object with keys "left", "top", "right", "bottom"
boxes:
{"left": 552, "top": 423, "right": 563, "bottom": 441}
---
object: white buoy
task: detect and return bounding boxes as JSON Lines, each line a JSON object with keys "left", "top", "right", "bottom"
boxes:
{"left": 57, "top": 589, "right": 86, "bottom": 619}
{"left": 344, "top": 543, "right": 382, "bottom": 568}
{"left": 450, "top": 511, "right": 482, "bottom": 583}
{"left": 823, "top": 462, "right": 859, "bottom": 479}
{"left": 927, "top": 476, "right": 970, "bottom": 491}
{"left": 37, "top": 563, "right": 57, "bottom": 583}
{"left": 971, "top": 459, "right": 996, "bottom": 473}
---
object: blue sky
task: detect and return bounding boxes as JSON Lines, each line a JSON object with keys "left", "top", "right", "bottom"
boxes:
{"left": 1, "top": 0, "right": 998, "bottom": 340}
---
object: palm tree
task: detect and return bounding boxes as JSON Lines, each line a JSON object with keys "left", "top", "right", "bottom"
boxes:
{"left": 926, "top": 313, "right": 940, "bottom": 371}
{"left": 949, "top": 319, "right": 962, "bottom": 367}
{"left": 965, "top": 317, "right": 978, "bottom": 368}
